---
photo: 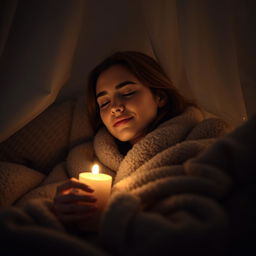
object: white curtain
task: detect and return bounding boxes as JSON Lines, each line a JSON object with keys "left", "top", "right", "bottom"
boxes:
{"left": 0, "top": 0, "right": 86, "bottom": 142}
{"left": 0, "top": 0, "right": 255, "bottom": 142}
{"left": 141, "top": 0, "right": 252, "bottom": 125}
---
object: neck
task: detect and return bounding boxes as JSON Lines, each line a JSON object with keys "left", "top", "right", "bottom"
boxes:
{"left": 116, "top": 139, "right": 133, "bottom": 155}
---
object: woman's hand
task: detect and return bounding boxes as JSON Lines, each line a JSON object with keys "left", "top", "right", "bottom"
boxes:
{"left": 53, "top": 177, "right": 98, "bottom": 231}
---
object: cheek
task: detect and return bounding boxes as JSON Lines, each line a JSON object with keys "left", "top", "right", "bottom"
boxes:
{"left": 134, "top": 96, "right": 158, "bottom": 115}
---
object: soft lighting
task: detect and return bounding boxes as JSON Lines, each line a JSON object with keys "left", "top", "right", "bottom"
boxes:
{"left": 92, "top": 164, "right": 99, "bottom": 175}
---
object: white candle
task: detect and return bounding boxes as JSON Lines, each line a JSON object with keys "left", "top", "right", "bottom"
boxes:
{"left": 79, "top": 164, "right": 112, "bottom": 214}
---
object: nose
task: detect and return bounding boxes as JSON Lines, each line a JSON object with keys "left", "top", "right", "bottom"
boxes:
{"left": 111, "top": 98, "right": 125, "bottom": 114}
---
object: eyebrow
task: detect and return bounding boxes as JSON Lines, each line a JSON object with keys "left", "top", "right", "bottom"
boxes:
{"left": 96, "top": 81, "right": 136, "bottom": 99}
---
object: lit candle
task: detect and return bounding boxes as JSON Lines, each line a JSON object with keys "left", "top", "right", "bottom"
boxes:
{"left": 79, "top": 164, "right": 112, "bottom": 225}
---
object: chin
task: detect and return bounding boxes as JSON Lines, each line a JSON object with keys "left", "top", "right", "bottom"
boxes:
{"left": 114, "top": 132, "right": 136, "bottom": 142}
{"left": 116, "top": 135, "right": 133, "bottom": 142}
{"left": 116, "top": 132, "right": 143, "bottom": 144}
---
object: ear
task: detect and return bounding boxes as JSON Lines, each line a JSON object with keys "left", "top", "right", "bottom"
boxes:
{"left": 156, "top": 91, "right": 167, "bottom": 108}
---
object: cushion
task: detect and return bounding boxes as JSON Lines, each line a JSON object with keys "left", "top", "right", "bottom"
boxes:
{"left": 0, "top": 100, "right": 74, "bottom": 174}
{"left": 0, "top": 161, "right": 45, "bottom": 206}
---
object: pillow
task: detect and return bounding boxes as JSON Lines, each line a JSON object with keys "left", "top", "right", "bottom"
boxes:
{"left": 0, "top": 100, "right": 74, "bottom": 174}
{"left": 0, "top": 161, "right": 45, "bottom": 206}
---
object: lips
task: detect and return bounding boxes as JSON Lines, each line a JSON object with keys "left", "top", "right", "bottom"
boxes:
{"left": 113, "top": 117, "right": 133, "bottom": 127}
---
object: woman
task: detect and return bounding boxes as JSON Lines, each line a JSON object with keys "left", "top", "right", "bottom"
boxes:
{"left": 53, "top": 51, "right": 230, "bottom": 233}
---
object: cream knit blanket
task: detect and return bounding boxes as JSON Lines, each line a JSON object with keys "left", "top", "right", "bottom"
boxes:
{"left": 91, "top": 107, "right": 232, "bottom": 255}
{"left": 67, "top": 105, "right": 231, "bottom": 255}
{"left": 1, "top": 106, "right": 242, "bottom": 256}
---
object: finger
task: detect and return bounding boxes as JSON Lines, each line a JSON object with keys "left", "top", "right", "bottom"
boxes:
{"left": 55, "top": 203, "right": 98, "bottom": 214}
{"left": 56, "top": 178, "right": 94, "bottom": 194}
{"left": 54, "top": 193, "right": 97, "bottom": 204}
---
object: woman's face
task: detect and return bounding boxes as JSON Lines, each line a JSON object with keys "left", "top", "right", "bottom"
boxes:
{"left": 96, "top": 65, "right": 164, "bottom": 144}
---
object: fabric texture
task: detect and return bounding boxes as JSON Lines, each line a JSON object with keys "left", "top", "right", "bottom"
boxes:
{"left": 0, "top": 96, "right": 93, "bottom": 174}
{"left": 0, "top": 199, "right": 108, "bottom": 256}
{"left": 0, "top": 103, "right": 240, "bottom": 256}
{"left": 0, "top": 100, "right": 73, "bottom": 173}
{"left": 5, "top": 100, "right": 256, "bottom": 256}
{"left": 0, "top": 162, "right": 45, "bottom": 206}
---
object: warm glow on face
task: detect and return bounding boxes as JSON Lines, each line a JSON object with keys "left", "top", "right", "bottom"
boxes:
{"left": 96, "top": 65, "right": 162, "bottom": 144}
{"left": 92, "top": 164, "right": 99, "bottom": 175}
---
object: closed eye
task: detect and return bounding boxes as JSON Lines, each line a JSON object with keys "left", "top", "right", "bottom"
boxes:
{"left": 99, "top": 101, "right": 110, "bottom": 108}
{"left": 122, "top": 91, "right": 136, "bottom": 97}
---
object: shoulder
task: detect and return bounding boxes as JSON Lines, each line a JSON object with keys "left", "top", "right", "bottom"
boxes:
{"left": 186, "top": 117, "right": 233, "bottom": 140}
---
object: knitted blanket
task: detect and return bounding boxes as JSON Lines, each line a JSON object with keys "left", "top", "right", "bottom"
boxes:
{"left": 92, "top": 107, "right": 232, "bottom": 255}
{"left": 2, "top": 106, "right": 251, "bottom": 256}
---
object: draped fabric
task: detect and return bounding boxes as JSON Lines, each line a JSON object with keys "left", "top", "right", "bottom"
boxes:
{"left": 0, "top": 0, "right": 255, "bottom": 142}
{"left": 0, "top": 0, "right": 86, "bottom": 142}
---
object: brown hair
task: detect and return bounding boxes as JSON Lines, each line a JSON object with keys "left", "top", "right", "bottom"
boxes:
{"left": 86, "top": 51, "right": 196, "bottom": 134}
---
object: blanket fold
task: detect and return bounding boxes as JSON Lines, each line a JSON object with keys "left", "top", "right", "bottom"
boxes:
{"left": 100, "top": 192, "right": 229, "bottom": 256}
{"left": 4, "top": 105, "right": 253, "bottom": 256}
{"left": 0, "top": 199, "right": 108, "bottom": 256}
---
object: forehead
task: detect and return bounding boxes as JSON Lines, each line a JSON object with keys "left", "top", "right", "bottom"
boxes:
{"left": 96, "top": 65, "right": 138, "bottom": 93}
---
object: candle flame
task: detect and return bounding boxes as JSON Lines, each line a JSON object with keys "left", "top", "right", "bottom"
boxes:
{"left": 92, "top": 164, "right": 99, "bottom": 175}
